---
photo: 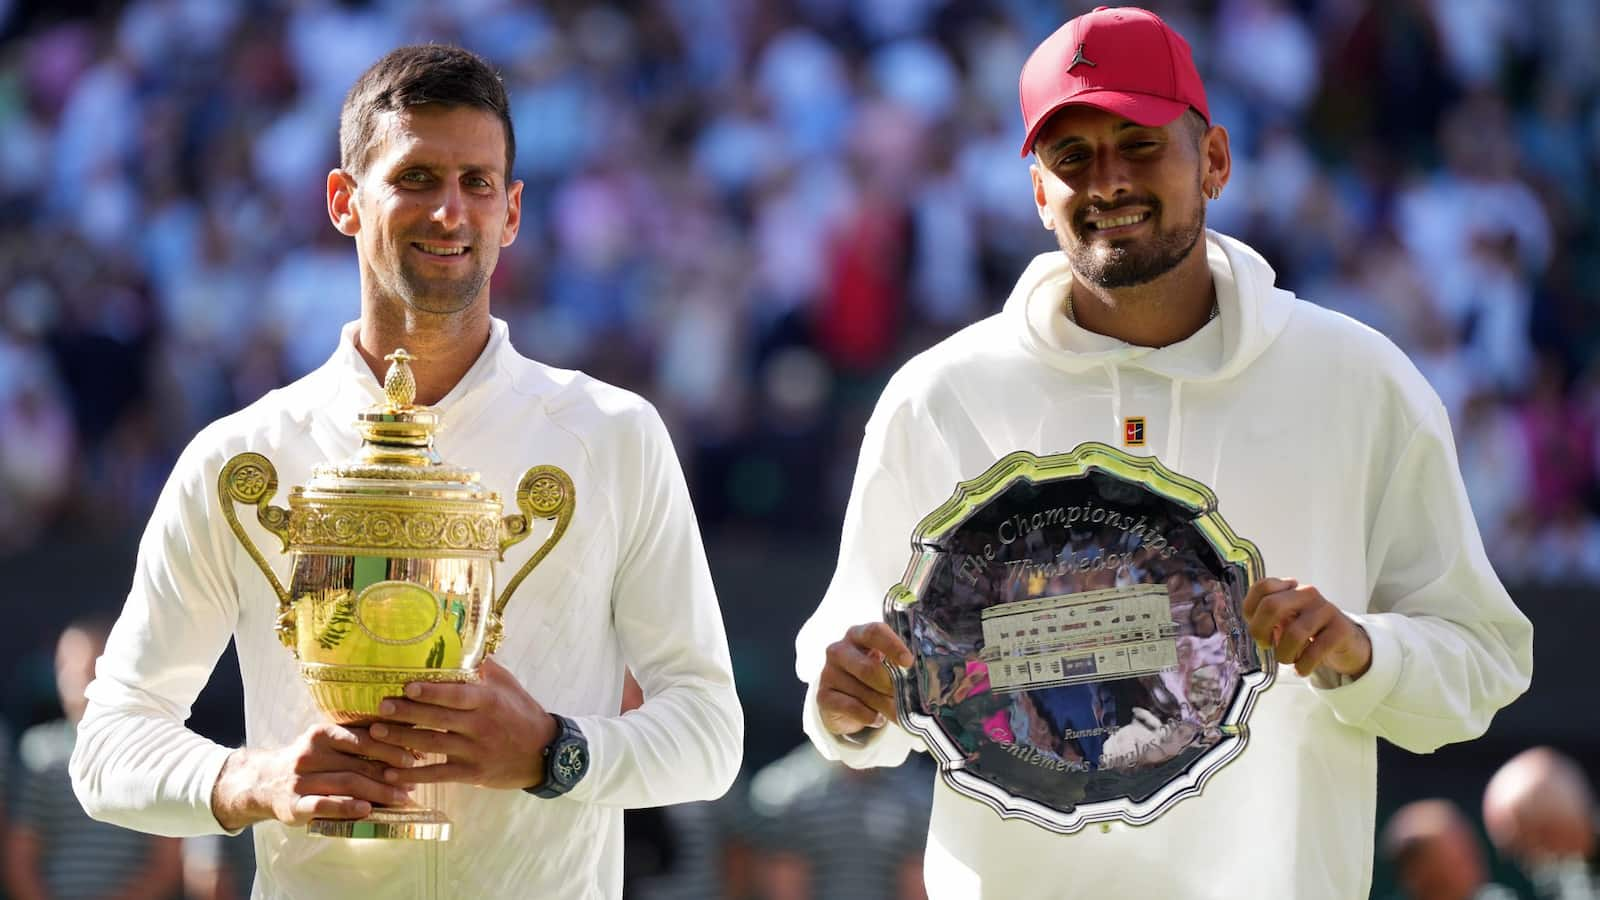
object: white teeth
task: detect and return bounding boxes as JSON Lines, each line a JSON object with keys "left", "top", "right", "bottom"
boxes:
{"left": 1094, "top": 213, "right": 1148, "bottom": 230}
{"left": 417, "top": 243, "right": 466, "bottom": 256}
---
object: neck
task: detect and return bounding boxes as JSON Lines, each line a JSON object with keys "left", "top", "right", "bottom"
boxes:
{"left": 357, "top": 301, "right": 492, "bottom": 406}
{"left": 1067, "top": 243, "right": 1216, "bottom": 347}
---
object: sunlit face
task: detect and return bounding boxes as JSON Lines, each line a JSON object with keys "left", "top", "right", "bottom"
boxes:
{"left": 1030, "top": 106, "right": 1221, "bottom": 289}
{"left": 332, "top": 105, "right": 522, "bottom": 316}
{"left": 56, "top": 626, "right": 104, "bottom": 723}
{"left": 1400, "top": 833, "right": 1489, "bottom": 900}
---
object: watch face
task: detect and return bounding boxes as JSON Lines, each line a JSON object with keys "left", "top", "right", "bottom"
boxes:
{"left": 555, "top": 742, "right": 587, "bottom": 784}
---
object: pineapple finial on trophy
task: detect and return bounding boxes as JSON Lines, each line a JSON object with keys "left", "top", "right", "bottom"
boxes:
{"left": 383, "top": 348, "right": 417, "bottom": 411}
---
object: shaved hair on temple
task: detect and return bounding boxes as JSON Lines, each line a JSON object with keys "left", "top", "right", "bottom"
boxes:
{"left": 1178, "top": 109, "right": 1208, "bottom": 147}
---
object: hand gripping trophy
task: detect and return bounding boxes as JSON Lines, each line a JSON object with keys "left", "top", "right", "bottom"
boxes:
{"left": 218, "top": 349, "right": 574, "bottom": 841}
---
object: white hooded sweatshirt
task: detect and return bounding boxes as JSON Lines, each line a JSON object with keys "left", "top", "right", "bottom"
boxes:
{"left": 795, "top": 232, "right": 1533, "bottom": 899}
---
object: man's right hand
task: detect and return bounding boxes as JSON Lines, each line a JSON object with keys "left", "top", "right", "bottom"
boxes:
{"left": 211, "top": 723, "right": 417, "bottom": 831}
{"left": 816, "top": 622, "right": 914, "bottom": 737}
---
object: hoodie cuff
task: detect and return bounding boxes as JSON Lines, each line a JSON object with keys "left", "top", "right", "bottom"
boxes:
{"left": 801, "top": 679, "right": 917, "bottom": 769}
{"left": 1306, "top": 613, "right": 1402, "bottom": 727}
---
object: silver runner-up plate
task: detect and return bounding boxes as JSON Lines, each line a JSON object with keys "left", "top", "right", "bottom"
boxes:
{"left": 884, "top": 444, "right": 1274, "bottom": 833}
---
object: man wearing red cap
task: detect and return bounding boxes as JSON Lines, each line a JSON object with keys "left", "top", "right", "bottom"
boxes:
{"left": 795, "top": 7, "right": 1532, "bottom": 897}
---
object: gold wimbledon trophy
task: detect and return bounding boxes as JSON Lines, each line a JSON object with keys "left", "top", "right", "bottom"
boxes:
{"left": 218, "top": 349, "right": 574, "bottom": 841}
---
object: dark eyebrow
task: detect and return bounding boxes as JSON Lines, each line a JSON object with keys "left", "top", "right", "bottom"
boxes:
{"left": 1043, "top": 120, "right": 1153, "bottom": 156}
{"left": 393, "top": 159, "right": 501, "bottom": 180}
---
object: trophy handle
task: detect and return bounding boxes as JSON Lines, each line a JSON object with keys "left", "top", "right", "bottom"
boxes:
{"left": 491, "top": 466, "right": 576, "bottom": 654}
{"left": 218, "top": 452, "right": 296, "bottom": 652}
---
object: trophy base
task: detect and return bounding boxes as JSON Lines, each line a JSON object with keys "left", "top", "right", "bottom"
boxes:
{"left": 308, "top": 807, "right": 452, "bottom": 841}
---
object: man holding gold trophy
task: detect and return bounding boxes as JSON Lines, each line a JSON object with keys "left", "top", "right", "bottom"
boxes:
{"left": 796, "top": 7, "right": 1533, "bottom": 899}
{"left": 69, "top": 46, "right": 743, "bottom": 898}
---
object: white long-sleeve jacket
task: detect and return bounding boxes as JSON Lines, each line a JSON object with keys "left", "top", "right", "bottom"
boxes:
{"left": 795, "top": 232, "right": 1533, "bottom": 899}
{"left": 71, "top": 318, "right": 743, "bottom": 900}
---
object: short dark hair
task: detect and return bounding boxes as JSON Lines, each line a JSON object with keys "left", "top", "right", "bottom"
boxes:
{"left": 339, "top": 45, "right": 515, "bottom": 179}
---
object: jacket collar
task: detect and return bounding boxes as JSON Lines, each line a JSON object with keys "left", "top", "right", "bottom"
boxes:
{"left": 317, "top": 317, "right": 517, "bottom": 434}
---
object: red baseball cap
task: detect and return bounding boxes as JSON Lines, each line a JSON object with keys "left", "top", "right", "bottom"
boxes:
{"left": 1018, "top": 6, "right": 1209, "bottom": 157}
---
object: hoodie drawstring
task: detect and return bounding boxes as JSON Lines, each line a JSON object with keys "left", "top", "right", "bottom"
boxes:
{"left": 1106, "top": 364, "right": 1123, "bottom": 435}
{"left": 1166, "top": 378, "right": 1185, "bottom": 466}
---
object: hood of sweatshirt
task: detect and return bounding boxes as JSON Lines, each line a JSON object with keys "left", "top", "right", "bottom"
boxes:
{"left": 1004, "top": 230, "right": 1294, "bottom": 380}
{"left": 1000, "top": 230, "right": 1296, "bottom": 463}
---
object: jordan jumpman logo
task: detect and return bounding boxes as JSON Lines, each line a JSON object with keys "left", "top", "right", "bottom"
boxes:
{"left": 1069, "top": 42, "right": 1097, "bottom": 71}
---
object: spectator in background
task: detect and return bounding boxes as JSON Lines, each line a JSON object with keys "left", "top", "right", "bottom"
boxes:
{"left": 4, "top": 618, "right": 182, "bottom": 900}
{"left": 179, "top": 833, "right": 254, "bottom": 900}
{"left": 1379, "top": 799, "right": 1515, "bottom": 900}
{"left": 1520, "top": 356, "right": 1596, "bottom": 529}
{"left": 0, "top": 329, "right": 75, "bottom": 554}
{"left": 744, "top": 743, "right": 931, "bottom": 900}
{"left": 1455, "top": 390, "right": 1536, "bottom": 574}
{"left": 1483, "top": 747, "right": 1599, "bottom": 899}
{"left": 1212, "top": 0, "right": 1320, "bottom": 122}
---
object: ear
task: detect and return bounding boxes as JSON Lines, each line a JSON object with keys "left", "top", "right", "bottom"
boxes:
{"left": 1201, "top": 124, "right": 1231, "bottom": 198}
{"left": 328, "top": 169, "right": 360, "bottom": 236}
{"left": 501, "top": 178, "right": 524, "bottom": 247}
{"left": 1030, "top": 163, "right": 1055, "bottom": 231}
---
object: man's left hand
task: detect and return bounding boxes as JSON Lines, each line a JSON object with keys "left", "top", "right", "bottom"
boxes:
{"left": 369, "top": 658, "right": 558, "bottom": 790}
{"left": 1243, "top": 577, "right": 1373, "bottom": 680}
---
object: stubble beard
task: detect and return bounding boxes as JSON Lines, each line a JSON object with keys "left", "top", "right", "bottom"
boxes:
{"left": 388, "top": 247, "right": 491, "bottom": 316}
{"left": 1062, "top": 192, "right": 1206, "bottom": 289}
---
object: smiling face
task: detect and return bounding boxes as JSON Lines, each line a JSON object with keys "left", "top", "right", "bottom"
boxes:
{"left": 1030, "top": 106, "right": 1226, "bottom": 289}
{"left": 329, "top": 104, "right": 522, "bottom": 317}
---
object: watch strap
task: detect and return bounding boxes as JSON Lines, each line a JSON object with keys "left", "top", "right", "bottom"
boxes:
{"left": 527, "top": 714, "right": 587, "bottom": 799}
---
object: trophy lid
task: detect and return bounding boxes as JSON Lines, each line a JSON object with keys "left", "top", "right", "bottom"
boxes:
{"left": 304, "top": 348, "right": 489, "bottom": 498}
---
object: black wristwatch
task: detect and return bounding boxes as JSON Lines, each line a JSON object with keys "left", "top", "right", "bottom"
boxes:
{"left": 527, "top": 714, "right": 589, "bottom": 799}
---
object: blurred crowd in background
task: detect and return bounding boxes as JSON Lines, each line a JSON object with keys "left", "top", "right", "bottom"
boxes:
{"left": 1, "top": 0, "right": 1599, "bottom": 577}
{"left": 0, "top": 0, "right": 1598, "bottom": 897}
{"left": 1380, "top": 749, "right": 1599, "bottom": 900}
